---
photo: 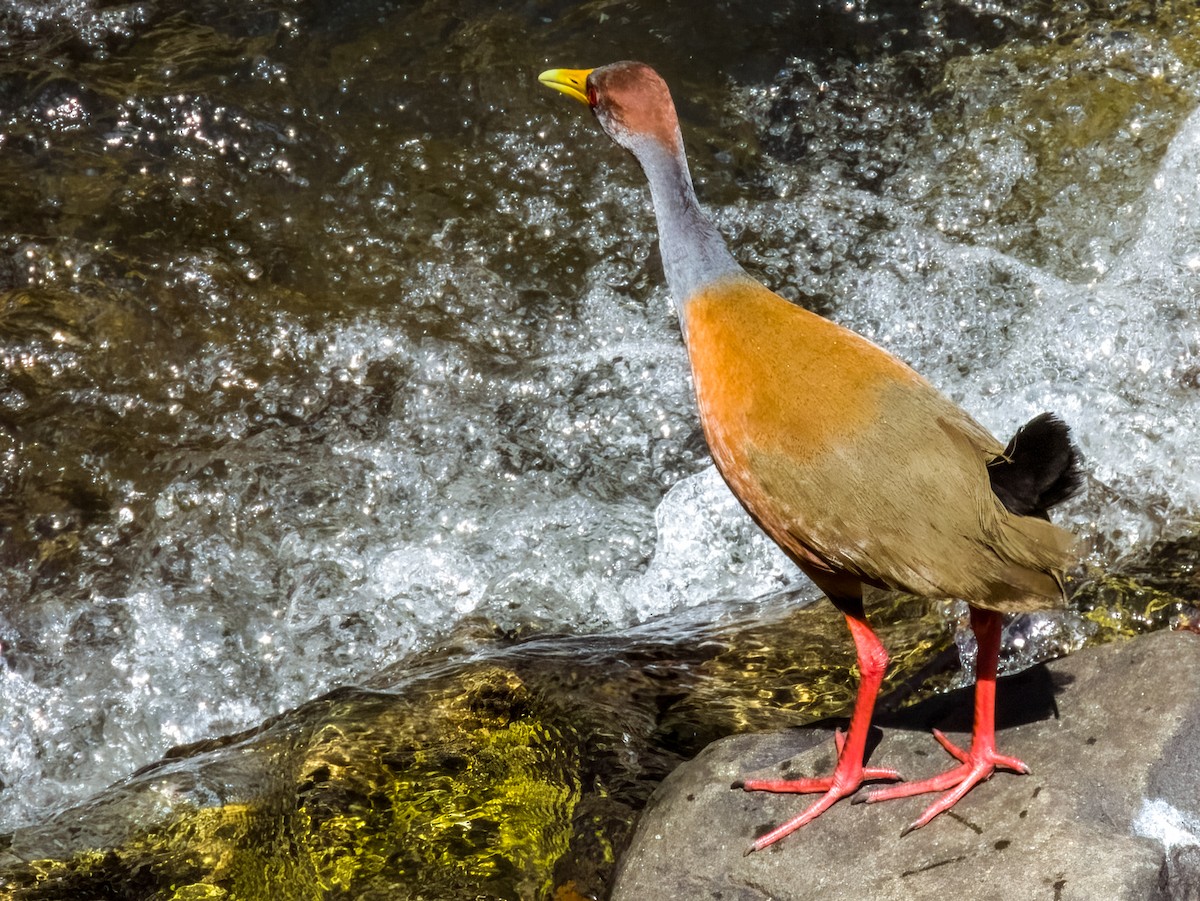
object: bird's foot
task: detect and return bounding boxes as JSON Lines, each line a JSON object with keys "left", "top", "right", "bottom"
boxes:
{"left": 855, "top": 728, "right": 1029, "bottom": 834}
{"left": 734, "top": 730, "right": 901, "bottom": 852}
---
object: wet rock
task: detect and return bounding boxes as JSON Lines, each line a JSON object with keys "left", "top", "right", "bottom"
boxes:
{"left": 1166, "top": 847, "right": 1200, "bottom": 901}
{"left": 612, "top": 629, "right": 1200, "bottom": 901}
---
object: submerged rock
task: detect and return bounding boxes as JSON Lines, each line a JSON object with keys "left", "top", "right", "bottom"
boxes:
{"left": 612, "top": 628, "right": 1200, "bottom": 901}
{"left": 0, "top": 538, "right": 1195, "bottom": 900}
{"left": 0, "top": 668, "right": 582, "bottom": 900}
{"left": 0, "top": 591, "right": 944, "bottom": 901}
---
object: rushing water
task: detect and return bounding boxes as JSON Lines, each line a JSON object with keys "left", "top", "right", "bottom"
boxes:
{"left": 0, "top": 0, "right": 1197, "bottom": 856}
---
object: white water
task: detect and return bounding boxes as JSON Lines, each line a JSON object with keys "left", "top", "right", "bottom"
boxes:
{"left": 2, "top": 23, "right": 1199, "bottom": 836}
{"left": 1134, "top": 798, "right": 1200, "bottom": 851}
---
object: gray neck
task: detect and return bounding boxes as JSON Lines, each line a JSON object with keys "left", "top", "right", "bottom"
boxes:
{"left": 629, "top": 132, "right": 744, "bottom": 315}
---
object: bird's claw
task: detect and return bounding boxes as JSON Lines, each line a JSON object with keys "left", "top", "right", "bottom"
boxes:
{"left": 737, "top": 729, "right": 902, "bottom": 851}
{"left": 859, "top": 731, "right": 1030, "bottom": 833}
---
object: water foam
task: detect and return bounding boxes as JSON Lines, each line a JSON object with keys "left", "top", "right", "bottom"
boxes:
{"left": 2, "top": 16, "right": 1198, "bottom": 838}
{"left": 1133, "top": 798, "right": 1200, "bottom": 851}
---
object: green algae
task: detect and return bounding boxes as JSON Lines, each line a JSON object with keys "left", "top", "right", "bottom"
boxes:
{"left": 0, "top": 531, "right": 1195, "bottom": 900}
{"left": 0, "top": 803, "right": 319, "bottom": 901}
{"left": 1074, "top": 534, "right": 1200, "bottom": 642}
{"left": 0, "top": 588, "right": 960, "bottom": 901}
{"left": 299, "top": 669, "right": 579, "bottom": 899}
{"left": 0, "top": 1, "right": 1197, "bottom": 899}
{"left": 0, "top": 670, "right": 580, "bottom": 901}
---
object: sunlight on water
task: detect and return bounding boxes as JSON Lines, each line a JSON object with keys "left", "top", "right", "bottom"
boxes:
{"left": 0, "top": 0, "right": 1197, "bottom": 845}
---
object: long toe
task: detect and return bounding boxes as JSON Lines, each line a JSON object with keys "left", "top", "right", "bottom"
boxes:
{"left": 738, "top": 732, "right": 903, "bottom": 851}
{"left": 737, "top": 774, "right": 837, "bottom": 795}
{"left": 861, "top": 764, "right": 968, "bottom": 804}
{"left": 862, "top": 764, "right": 903, "bottom": 782}
{"left": 747, "top": 788, "right": 845, "bottom": 853}
{"left": 860, "top": 743, "right": 1030, "bottom": 831}
{"left": 901, "top": 760, "right": 997, "bottom": 834}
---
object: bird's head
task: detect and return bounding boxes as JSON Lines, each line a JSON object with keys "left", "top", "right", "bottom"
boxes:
{"left": 539, "top": 61, "right": 682, "bottom": 157}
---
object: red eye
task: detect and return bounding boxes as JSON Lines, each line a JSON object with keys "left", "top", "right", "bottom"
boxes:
{"left": 586, "top": 85, "right": 598, "bottom": 106}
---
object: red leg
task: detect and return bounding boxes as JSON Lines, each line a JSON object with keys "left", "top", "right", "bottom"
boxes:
{"left": 736, "top": 609, "right": 901, "bottom": 852}
{"left": 858, "top": 606, "right": 1029, "bottom": 833}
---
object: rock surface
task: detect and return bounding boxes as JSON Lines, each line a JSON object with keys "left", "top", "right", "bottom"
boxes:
{"left": 612, "top": 629, "right": 1200, "bottom": 900}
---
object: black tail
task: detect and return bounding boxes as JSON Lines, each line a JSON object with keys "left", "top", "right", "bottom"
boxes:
{"left": 987, "top": 413, "right": 1084, "bottom": 519}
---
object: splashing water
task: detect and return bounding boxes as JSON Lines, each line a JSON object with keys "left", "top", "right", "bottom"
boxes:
{"left": 0, "top": 1, "right": 1197, "bottom": 837}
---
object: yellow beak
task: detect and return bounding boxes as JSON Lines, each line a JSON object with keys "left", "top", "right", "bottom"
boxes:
{"left": 538, "top": 67, "right": 594, "bottom": 105}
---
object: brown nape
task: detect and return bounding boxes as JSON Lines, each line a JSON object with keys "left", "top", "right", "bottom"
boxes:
{"left": 589, "top": 61, "right": 681, "bottom": 151}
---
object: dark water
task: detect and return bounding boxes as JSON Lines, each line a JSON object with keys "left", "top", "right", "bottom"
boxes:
{"left": 1, "top": 0, "right": 1198, "bottom": 897}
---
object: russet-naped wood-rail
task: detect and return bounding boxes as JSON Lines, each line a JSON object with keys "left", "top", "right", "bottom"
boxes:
{"left": 539, "top": 61, "right": 1083, "bottom": 851}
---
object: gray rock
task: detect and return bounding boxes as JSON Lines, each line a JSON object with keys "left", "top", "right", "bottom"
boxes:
{"left": 613, "top": 629, "right": 1200, "bottom": 901}
{"left": 1166, "top": 847, "right": 1200, "bottom": 901}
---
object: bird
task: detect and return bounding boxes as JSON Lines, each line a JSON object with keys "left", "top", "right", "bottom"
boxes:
{"left": 538, "top": 61, "right": 1083, "bottom": 851}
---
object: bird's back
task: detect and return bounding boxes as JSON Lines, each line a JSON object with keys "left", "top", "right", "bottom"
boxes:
{"left": 681, "top": 275, "right": 1075, "bottom": 612}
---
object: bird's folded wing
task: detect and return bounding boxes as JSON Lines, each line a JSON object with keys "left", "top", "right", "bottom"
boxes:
{"left": 751, "top": 394, "right": 1073, "bottom": 611}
